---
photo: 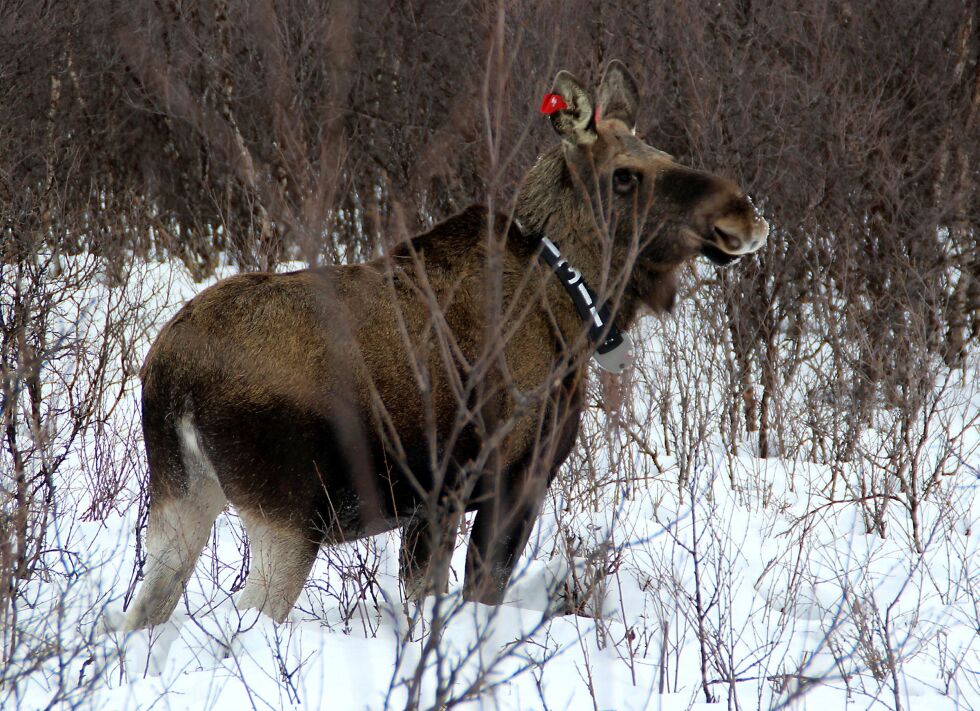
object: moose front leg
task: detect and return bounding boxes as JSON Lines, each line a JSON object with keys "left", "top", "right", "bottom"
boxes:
{"left": 399, "top": 509, "right": 461, "bottom": 600}
{"left": 463, "top": 471, "right": 548, "bottom": 605}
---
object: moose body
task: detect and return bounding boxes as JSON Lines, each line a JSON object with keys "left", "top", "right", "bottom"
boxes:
{"left": 126, "top": 62, "right": 768, "bottom": 629}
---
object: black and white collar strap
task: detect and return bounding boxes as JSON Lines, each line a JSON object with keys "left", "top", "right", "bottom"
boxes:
{"left": 535, "top": 234, "right": 633, "bottom": 374}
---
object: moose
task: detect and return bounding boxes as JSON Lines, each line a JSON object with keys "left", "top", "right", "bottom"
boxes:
{"left": 125, "top": 61, "right": 768, "bottom": 630}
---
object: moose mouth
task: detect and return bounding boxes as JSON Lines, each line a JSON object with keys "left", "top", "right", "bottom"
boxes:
{"left": 681, "top": 225, "right": 747, "bottom": 266}
{"left": 700, "top": 242, "right": 743, "bottom": 266}
{"left": 703, "top": 224, "right": 752, "bottom": 266}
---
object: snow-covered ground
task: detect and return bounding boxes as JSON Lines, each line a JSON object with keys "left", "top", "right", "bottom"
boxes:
{"left": 3, "top": 256, "right": 978, "bottom": 710}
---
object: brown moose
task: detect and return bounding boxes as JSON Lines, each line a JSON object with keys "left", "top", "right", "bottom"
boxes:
{"left": 125, "top": 62, "right": 768, "bottom": 630}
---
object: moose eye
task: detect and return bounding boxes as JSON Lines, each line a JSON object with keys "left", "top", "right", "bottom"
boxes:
{"left": 612, "top": 168, "right": 639, "bottom": 194}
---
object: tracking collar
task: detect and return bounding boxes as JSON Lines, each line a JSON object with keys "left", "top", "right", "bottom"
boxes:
{"left": 534, "top": 232, "right": 633, "bottom": 373}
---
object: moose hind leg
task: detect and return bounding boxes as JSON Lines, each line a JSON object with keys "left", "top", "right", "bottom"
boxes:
{"left": 125, "top": 475, "right": 226, "bottom": 630}
{"left": 237, "top": 512, "right": 319, "bottom": 623}
{"left": 126, "top": 413, "right": 227, "bottom": 630}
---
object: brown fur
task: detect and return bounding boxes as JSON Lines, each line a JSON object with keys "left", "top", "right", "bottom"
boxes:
{"left": 126, "top": 62, "right": 769, "bottom": 628}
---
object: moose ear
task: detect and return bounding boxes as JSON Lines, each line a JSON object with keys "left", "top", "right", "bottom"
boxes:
{"left": 597, "top": 60, "right": 639, "bottom": 130}
{"left": 544, "top": 70, "right": 597, "bottom": 146}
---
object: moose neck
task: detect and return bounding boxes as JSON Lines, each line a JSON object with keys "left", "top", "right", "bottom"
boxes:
{"left": 515, "top": 147, "right": 648, "bottom": 332}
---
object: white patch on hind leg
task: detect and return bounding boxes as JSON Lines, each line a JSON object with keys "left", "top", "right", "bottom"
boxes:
{"left": 177, "top": 413, "right": 222, "bottom": 487}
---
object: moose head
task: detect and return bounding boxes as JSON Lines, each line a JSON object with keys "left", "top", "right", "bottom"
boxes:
{"left": 517, "top": 60, "right": 768, "bottom": 324}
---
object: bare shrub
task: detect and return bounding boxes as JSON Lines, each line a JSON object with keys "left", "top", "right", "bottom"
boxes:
{"left": 1, "top": 1, "right": 978, "bottom": 709}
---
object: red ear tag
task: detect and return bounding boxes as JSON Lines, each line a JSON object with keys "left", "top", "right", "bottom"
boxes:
{"left": 540, "top": 93, "right": 568, "bottom": 115}
{"left": 594, "top": 106, "right": 601, "bottom": 122}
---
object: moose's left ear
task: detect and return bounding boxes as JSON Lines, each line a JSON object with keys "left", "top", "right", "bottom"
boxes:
{"left": 544, "top": 70, "right": 598, "bottom": 147}
{"left": 597, "top": 60, "right": 640, "bottom": 130}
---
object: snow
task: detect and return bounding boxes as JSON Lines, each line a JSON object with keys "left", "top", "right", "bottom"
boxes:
{"left": 3, "top": 255, "right": 978, "bottom": 710}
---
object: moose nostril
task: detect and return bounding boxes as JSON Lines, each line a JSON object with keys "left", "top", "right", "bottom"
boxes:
{"left": 713, "top": 225, "right": 742, "bottom": 252}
